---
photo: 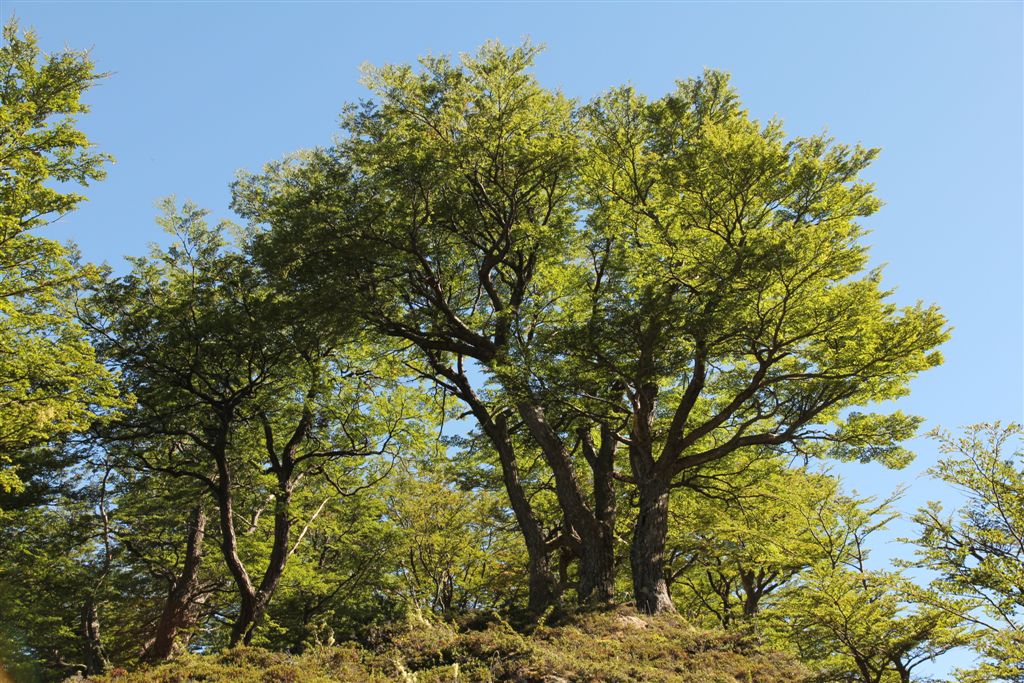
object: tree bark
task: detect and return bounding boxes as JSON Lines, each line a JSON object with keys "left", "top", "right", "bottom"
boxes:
{"left": 629, "top": 379, "right": 676, "bottom": 614}
{"left": 630, "top": 478, "right": 675, "bottom": 614}
{"left": 579, "top": 423, "right": 618, "bottom": 606}
{"left": 209, "top": 411, "right": 298, "bottom": 647}
{"left": 142, "top": 505, "right": 207, "bottom": 662}
{"left": 80, "top": 596, "right": 108, "bottom": 676}
{"left": 518, "top": 402, "right": 616, "bottom": 606}
{"left": 431, "top": 361, "right": 559, "bottom": 614}
{"left": 739, "top": 568, "right": 775, "bottom": 618}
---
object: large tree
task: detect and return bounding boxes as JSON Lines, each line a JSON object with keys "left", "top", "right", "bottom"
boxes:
{"left": 233, "top": 43, "right": 605, "bottom": 612}
{"left": 575, "top": 73, "right": 947, "bottom": 611}
{"left": 235, "top": 45, "right": 947, "bottom": 615}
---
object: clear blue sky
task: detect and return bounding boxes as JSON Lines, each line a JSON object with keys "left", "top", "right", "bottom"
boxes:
{"left": 8, "top": 0, "right": 1023, "bottom": 674}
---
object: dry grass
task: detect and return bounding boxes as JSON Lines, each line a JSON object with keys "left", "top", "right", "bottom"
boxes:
{"left": 77, "top": 608, "right": 808, "bottom": 683}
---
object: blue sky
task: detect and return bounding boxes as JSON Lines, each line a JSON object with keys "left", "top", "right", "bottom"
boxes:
{"left": 8, "top": 0, "right": 1023, "bottom": 674}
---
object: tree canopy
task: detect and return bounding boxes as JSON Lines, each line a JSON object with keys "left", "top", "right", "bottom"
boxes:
{"left": 3, "top": 31, "right": 1013, "bottom": 683}
{"left": 0, "top": 19, "right": 119, "bottom": 502}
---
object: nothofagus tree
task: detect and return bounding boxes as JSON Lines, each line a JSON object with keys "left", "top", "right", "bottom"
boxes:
{"left": 86, "top": 202, "right": 411, "bottom": 646}
{"left": 236, "top": 44, "right": 946, "bottom": 615}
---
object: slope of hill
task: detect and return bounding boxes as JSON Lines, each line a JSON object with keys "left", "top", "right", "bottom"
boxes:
{"left": 75, "top": 609, "right": 808, "bottom": 683}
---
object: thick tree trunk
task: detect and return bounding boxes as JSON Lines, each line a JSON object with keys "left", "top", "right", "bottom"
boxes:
{"left": 630, "top": 479, "right": 675, "bottom": 614}
{"left": 581, "top": 423, "right": 618, "bottom": 606}
{"left": 80, "top": 596, "right": 108, "bottom": 676}
{"left": 739, "top": 568, "right": 774, "bottom": 618}
{"left": 142, "top": 505, "right": 207, "bottom": 662}
{"left": 577, "top": 538, "right": 616, "bottom": 606}
{"left": 628, "top": 379, "right": 676, "bottom": 614}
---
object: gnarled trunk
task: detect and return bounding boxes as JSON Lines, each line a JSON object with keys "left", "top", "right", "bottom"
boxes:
{"left": 142, "top": 505, "right": 207, "bottom": 662}
{"left": 631, "top": 478, "right": 675, "bottom": 614}
{"left": 212, "top": 425, "right": 289, "bottom": 647}
{"left": 579, "top": 423, "right": 618, "bottom": 606}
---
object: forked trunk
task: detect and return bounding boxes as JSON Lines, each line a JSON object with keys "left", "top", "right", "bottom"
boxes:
{"left": 227, "top": 486, "right": 293, "bottom": 646}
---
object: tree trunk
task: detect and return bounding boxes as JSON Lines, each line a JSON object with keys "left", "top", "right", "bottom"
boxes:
{"left": 212, "top": 436, "right": 262, "bottom": 647}
{"left": 80, "top": 596, "right": 108, "bottom": 676}
{"left": 631, "top": 478, "right": 675, "bottom": 614}
{"left": 739, "top": 568, "right": 774, "bottom": 619}
{"left": 142, "top": 505, "right": 207, "bottom": 662}
{"left": 582, "top": 423, "right": 618, "bottom": 606}
{"left": 450, "top": 378, "right": 558, "bottom": 615}
{"left": 578, "top": 538, "right": 616, "bottom": 606}
{"left": 425, "top": 358, "right": 565, "bottom": 613}
{"left": 492, "top": 415, "right": 558, "bottom": 614}
{"left": 518, "top": 402, "right": 616, "bottom": 606}
{"left": 229, "top": 484, "right": 293, "bottom": 646}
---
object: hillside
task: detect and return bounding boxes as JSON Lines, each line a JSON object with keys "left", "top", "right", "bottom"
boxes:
{"left": 73, "top": 610, "right": 808, "bottom": 683}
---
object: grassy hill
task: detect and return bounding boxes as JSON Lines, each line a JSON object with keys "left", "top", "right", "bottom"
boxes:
{"left": 75, "top": 609, "right": 808, "bottom": 683}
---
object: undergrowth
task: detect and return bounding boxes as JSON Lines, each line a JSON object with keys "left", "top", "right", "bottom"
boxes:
{"left": 76, "top": 608, "right": 808, "bottom": 682}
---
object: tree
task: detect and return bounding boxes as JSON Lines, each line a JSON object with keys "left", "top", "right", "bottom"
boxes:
{"left": 238, "top": 45, "right": 947, "bottom": 614}
{"left": 575, "top": 72, "right": 947, "bottom": 612}
{"left": 780, "top": 566, "right": 963, "bottom": 683}
{"left": 666, "top": 458, "right": 838, "bottom": 628}
{"left": 0, "top": 19, "right": 119, "bottom": 503}
{"left": 86, "top": 201, "right": 414, "bottom": 646}
{"left": 232, "top": 43, "right": 593, "bottom": 612}
{"left": 771, "top": 488, "right": 965, "bottom": 683}
{"left": 385, "top": 464, "right": 522, "bottom": 618}
{"left": 0, "top": 446, "right": 122, "bottom": 680}
{"left": 907, "top": 423, "right": 1024, "bottom": 682}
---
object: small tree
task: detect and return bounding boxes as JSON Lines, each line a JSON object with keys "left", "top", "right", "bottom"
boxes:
{"left": 666, "top": 459, "right": 839, "bottom": 628}
{"left": 772, "top": 488, "right": 965, "bottom": 683}
{"left": 908, "top": 423, "right": 1024, "bottom": 682}
{"left": 88, "top": 202, "right": 411, "bottom": 645}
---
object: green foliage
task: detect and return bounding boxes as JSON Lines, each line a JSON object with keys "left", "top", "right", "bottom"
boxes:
{"left": 385, "top": 465, "right": 524, "bottom": 616}
{"left": 775, "top": 565, "right": 964, "bottom": 683}
{"left": 0, "top": 19, "right": 120, "bottom": 504}
{"left": 235, "top": 41, "right": 947, "bottom": 622}
{"left": 0, "top": 35, "right": 977, "bottom": 683}
{"left": 767, "top": 488, "right": 966, "bottom": 683}
{"left": 906, "top": 423, "right": 1024, "bottom": 682}
{"left": 577, "top": 70, "right": 947, "bottom": 473}
{"left": 667, "top": 458, "right": 842, "bottom": 628}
